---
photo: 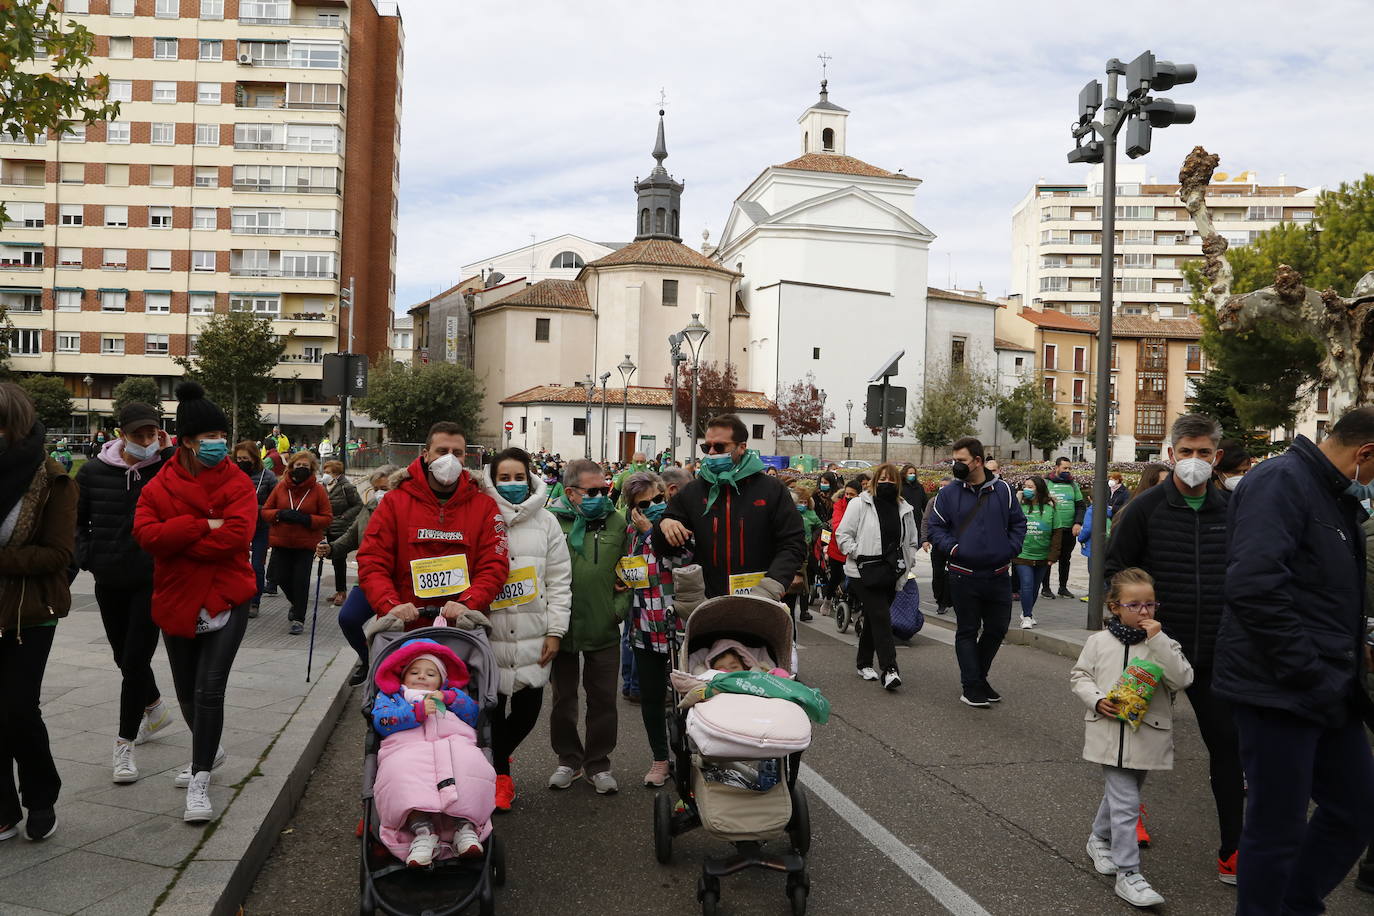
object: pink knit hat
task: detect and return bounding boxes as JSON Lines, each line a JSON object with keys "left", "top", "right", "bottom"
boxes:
{"left": 374, "top": 638, "right": 469, "bottom": 694}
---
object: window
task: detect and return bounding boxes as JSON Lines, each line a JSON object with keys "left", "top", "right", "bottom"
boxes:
{"left": 101, "top": 290, "right": 127, "bottom": 311}
{"left": 572, "top": 418, "right": 586, "bottom": 436}
{"left": 241, "top": 41, "right": 289, "bottom": 66}
{"left": 196, "top": 123, "right": 220, "bottom": 146}
{"left": 198, "top": 82, "right": 221, "bottom": 104}
{"left": 232, "top": 164, "right": 339, "bottom": 193}
{"left": 201, "top": 0, "right": 223, "bottom": 17}
{"left": 549, "top": 250, "right": 584, "bottom": 269}
{"left": 950, "top": 336, "right": 966, "bottom": 368}
{"left": 190, "top": 293, "right": 215, "bottom": 314}
{"left": 1318, "top": 386, "right": 1330, "bottom": 413}
{"left": 1247, "top": 205, "right": 1282, "bottom": 221}
{"left": 10, "top": 329, "right": 40, "bottom": 356}
{"left": 1040, "top": 255, "right": 1065, "bottom": 269}
{"left": 151, "top": 123, "right": 174, "bottom": 145}
{"left": 153, "top": 81, "right": 176, "bottom": 103}
{"left": 535, "top": 318, "right": 550, "bottom": 341}
{"left": 194, "top": 166, "right": 218, "bottom": 188}
{"left": 235, "top": 122, "right": 283, "bottom": 149}
{"left": 241, "top": 0, "right": 289, "bottom": 18}
{"left": 5, "top": 293, "right": 40, "bottom": 313}
{"left": 191, "top": 250, "right": 215, "bottom": 272}
{"left": 104, "top": 205, "right": 128, "bottom": 227}
{"left": 60, "top": 162, "right": 83, "bottom": 184}
{"left": 65, "top": 0, "right": 89, "bottom": 12}
{"left": 284, "top": 123, "right": 340, "bottom": 153}
{"left": 156, "top": 0, "right": 178, "bottom": 15}
{"left": 1122, "top": 253, "right": 1152, "bottom": 268}
{"left": 1043, "top": 377, "right": 1056, "bottom": 399}
{"left": 56, "top": 333, "right": 79, "bottom": 353}
{"left": 109, "top": 37, "right": 133, "bottom": 58}
{"left": 145, "top": 292, "right": 171, "bottom": 313}
{"left": 281, "top": 251, "right": 333, "bottom": 277}
{"left": 1039, "top": 276, "right": 1067, "bottom": 292}
{"left": 0, "top": 248, "right": 43, "bottom": 268}
{"left": 154, "top": 39, "right": 178, "bottom": 60}
{"left": 1073, "top": 346, "right": 1086, "bottom": 372}
{"left": 290, "top": 41, "right": 342, "bottom": 69}
{"left": 145, "top": 333, "right": 170, "bottom": 355}
{"left": 193, "top": 207, "right": 216, "bottom": 230}
{"left": 1072, "top": 378, "right": 1085, "bottom": 404}
{"left": 150, "top": 165, "right": 173, "bottom": 186}
{"left": 111, "top": 0, "right": 133, "bottom": 15}
{"left": 60, "top": 204, "right": 83, "bottom": 226}
{"left": 821, "top": 127, "right": 834, "bottom": 150}
{"left": 101, "top": 335, "right": 125, "bottom": 355}
{"left": 189, "top": 334, "right": 199, "bottom": 354}
{"left": 57, "top": 248, "right": 81, "bottom": 269}
{"left": 148, "top": 249, "right": 171, "bottom": 271}
{"left": 150, "top": 206, "right": 172, "bottom": 229}
{"left": 1043, "top": 343, "right": 1057, "bottom": 369}
{"left": 103, "top": 249, "right": 127, "bottom": 270}
{"left": 1014, "top": 356, "right": 1024, "bottom": 370}
{"left": 1186, "top": 344, "right": 1203, "bottom": 372}
{"left": 662, "top": 279, "right": 678, "bottom": 306}
{"left": 107, "top": 121, "right": 130, "bottom": 144}
{"left": 1136, "top": 404, "right": 1165, "bottom": 439}
{"left": 286, "top": 82, "right": 342, "bottom": 110}
{"left": 199, "top": 39, "right": 222, "bottom": 61}
{"left": 3, "top": 201, "right": 43, "bottom": 228}
{"left": 108, "top": 80, "right": 133, "bottom": 102}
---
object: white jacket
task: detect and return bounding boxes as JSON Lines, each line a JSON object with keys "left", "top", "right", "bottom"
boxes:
{"left": 1069, "top": 629, "right": 1194, "bottom": 771}
{"left": 477, "top": 472, "right": 573, "bottom": 696}
{"left": 835, "top": 491, "right": 921, "bottom": 579}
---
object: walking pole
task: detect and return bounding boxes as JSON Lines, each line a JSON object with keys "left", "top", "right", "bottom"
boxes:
{"left": 306, "top": 553, "right": 325, "bottom": 682}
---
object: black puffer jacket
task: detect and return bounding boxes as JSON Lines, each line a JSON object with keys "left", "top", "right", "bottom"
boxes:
{"left": 325, "top": 475, "right": 362, "bottom": 540}
{"left": 74, "top": 445, "right": 172, "bottom": 588}
{"left": 1104, "top": 473, "right": 1229, "bottom": 668}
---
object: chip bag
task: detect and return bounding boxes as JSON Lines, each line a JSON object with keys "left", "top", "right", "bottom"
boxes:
{"left": 1105, "top": 657, "right": 1164, "bottom": 731}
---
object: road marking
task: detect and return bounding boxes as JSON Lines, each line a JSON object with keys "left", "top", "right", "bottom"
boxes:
{"left": 799, "top": 762, "right": 992, "bottom": 916}
{"left": 800, "top": 613, "right": 956, "bottom": 647}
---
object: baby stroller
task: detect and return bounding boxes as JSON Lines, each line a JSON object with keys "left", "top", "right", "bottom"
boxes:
{"left": 653, "top": 595, "right": 814, "bottom": 915}
{"left": 358, "top": 613, "right": 506, "bottom": 916}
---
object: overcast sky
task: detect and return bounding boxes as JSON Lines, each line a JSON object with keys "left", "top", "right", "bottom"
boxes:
{"left": 393, "top": 0, "right": 1374, "bottom": 310}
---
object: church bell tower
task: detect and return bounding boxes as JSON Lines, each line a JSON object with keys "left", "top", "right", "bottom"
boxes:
{"left": 798, "top": 80, "right": 850, "bottom": 156}
{"left": 634, "top": 110, "right": 685, "bottom": 242}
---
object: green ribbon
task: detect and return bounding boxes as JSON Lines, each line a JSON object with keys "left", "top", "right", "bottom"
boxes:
{"left": 549, "top": 496, "right": 610, "bottom": 555}
{"left": 697, "top": 450, "right": 767, "bottom": 511}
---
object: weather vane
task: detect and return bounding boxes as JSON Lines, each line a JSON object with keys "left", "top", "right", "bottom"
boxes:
{"left": 818, "top": 52, "right": 831, "bottom": 82}
{"left": 658, "top": 87, "right": 667, "bottom": 114}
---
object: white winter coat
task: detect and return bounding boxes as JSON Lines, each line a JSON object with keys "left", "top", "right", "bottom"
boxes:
{"left": 477, "top": 472, "right": 573, "bottom": 696}
{"left": 1069, "top": 629, "right": 1194, "bottom": 771}
{"left": 835, "top": 491, "right": 921, "bottom": 579}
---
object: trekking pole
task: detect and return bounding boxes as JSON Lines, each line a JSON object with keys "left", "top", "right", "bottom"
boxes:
{"left": 306, "top": 553, "right": 325, "bottom": 682}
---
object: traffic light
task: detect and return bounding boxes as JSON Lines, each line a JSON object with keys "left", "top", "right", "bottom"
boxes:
{"left": 339, "top": 283, "right": 352, "bottom": 311}
{"left": 1141, "top": 98, "right": 1196, "bottom": 127}
{"left": 1068, "top": 139, "right": 1104, "bottom": 164}
{"left": 1122, "top": 50, "right": 1196, "bottom": 159}
{"left": 1078, "top": 79, "right": 1103, "bottom": 125}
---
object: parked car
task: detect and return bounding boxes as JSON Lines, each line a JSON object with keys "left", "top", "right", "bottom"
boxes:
{"left": 838, "top": 459, "right": 873, "bottom": 469}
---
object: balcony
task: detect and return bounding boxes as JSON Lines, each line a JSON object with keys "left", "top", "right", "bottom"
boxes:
{"left": 231, "top": 267, "right": 338, "bottom": 279}
{"left": 233, "top": 182, "right": 338, "bottom": 194}
{"left": 235, "top": 81, "right": 345, "bottom": 112}
{"left": 231, "top": 226, "right": 340, "bottom": 238}
{"left": 279, "top": 352, "right": 324, "bottom": 364}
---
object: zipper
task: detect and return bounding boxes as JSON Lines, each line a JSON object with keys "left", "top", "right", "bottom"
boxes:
{"left": 1192, "top": 509, "right": 1202, "bottom": 657}
{"left": 724, "top": 490, "right": 733, "bottom": 578}
{"left": 1116, "top": 642, "right": 1127, "bottom": 768}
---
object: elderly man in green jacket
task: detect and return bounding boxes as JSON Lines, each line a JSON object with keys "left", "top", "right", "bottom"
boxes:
{"left": 546, "top": 457, "right": 631, "bottom": 795}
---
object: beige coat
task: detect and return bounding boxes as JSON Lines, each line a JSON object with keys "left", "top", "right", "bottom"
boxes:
{"left": 1069, "top": 629, "right": 1194, "bottom": 771}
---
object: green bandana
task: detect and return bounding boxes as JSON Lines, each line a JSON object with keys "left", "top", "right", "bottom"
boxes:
{"left": 549, "top": 495, "right": 611, "bottom": 555}
{"left": 697, "top": 450, "right": 767, "bottom": 511}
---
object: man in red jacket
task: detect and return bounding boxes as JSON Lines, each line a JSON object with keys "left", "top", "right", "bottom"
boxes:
{"left": 357, "top": 422, "right": 509, "bottom": 629}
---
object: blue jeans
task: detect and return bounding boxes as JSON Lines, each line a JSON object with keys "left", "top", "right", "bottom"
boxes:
{"left": 1013, "top": 564, "right": 1047, "bottom": 618}
{"left": 948, "top": 572, "right": 1012, "bottom": 692}
{"left": 620, "top": 618, "right": 639, "bottom": 695}
{"left": 337, "top": 586, "right": 373, "bottom": 667}
{"left": 250, "top": 523, "right": 270, "bottom": 600}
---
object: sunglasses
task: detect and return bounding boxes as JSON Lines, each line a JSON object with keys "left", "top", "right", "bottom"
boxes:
{"left": 573, "top": 486, "right": 610, "bottom": 498}
{"left": 699, "top": 441, "right": 740, "bottom": 454}
{"left": 633, "top": 495, "right": 666, "bottom": 509}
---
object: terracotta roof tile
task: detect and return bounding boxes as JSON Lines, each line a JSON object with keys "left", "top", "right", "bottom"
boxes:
{"left": 478, "top": 279, "right": 589, "bottom": 312}
{"left": 501, "top": 385, "right": 774, "bottom": 411}
{"left": 1017, "top": 308, "right": 1095, "bottom": 332}
{"left": 993, "top": 337, "right": 1033, "bottom": 351}
{"left": 583, "top": 238, "right": 740, "bottom": 276}
{"left": 1080, "top": 315, "right": 1204, "bottom": 339}
{"left": 773, "top": 153, "right": 915, "bottom": 181}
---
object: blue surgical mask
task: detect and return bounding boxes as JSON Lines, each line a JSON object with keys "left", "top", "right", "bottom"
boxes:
{"left": 796, "top": 503, "right": 806, "bottom": 512}
{"left": 818, "top": 483, "right": 831, "bottom": 492}
{"left": 579, "top": 495, "right": 608, "bottom": 518}
{"left": 496, "top": 483, "right": 529, "bottom": 505}
{"left": 703, "top": 454, "right": 735, "bottom": 473}
{"left": 643, "top": 502, "right": 667, "bottom": 522}
{"left": 124, "top": 438, "right": 158, "bottom": 461}
{"left": 195, "top": 437, "right": 228, "bottom": 467}
{"left": 1022, "top": 488, "right": 1035, "bottom": 501}
{"left": 1346, "top": 479, "right": 1374, "bottom": 502}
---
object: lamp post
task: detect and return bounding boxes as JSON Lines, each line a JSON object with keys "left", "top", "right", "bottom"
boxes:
{"left": 83, "top": 374, "right": 93, "bottom": 438}
{"left": 598, "top": 371, "right": 611, "bottom": 463}
{"left": 680, "top": 313, "right": 710, "bottom": 459}
{"left": 818, "top": 390, "right": 827, "bottom": 465}
{"left": 668, "top": 333, "right": 685, "bottom": 464}
{"left": 617, "top": 354, "right": 636, "bottom": 463}
{"left": 583, "top": 373, "right": 594, "bottom": 460}
{"left": 845, "top": 399, "right": 853, "bottom": 460}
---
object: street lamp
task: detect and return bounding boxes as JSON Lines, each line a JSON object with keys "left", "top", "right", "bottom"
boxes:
{"left": 583, "top": 373, "right": 594, "bottom": 460}
{"left": 818, "top": 390, "right": 827, "bottom": 465}
{"left": 680, "top": 313, "right": 710, "bottom": 458}
{"left": 617, "top": 354, "right": 636, "bottom": 462}
{"left": 598, "top": 371, "right": 611, "bottom": 463}
{"left": 83, "top": 374, "right": 94, "bottom": 437}
{"left": 667, "top": 333, "right": 685, "bottom": 464}
{"left": 845, "top": 399, "right": 854, "bottom": 460}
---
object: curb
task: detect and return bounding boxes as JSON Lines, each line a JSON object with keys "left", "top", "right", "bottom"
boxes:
{"left": 155, "top": 647, "right": 354, "bottom": 916}
{"left": 923, "top": 613, "right": 1087, "bottom": 662}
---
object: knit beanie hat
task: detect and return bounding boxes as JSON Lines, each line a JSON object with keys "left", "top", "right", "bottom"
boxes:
{"left": 407, "top": 653, "right": 448, "bottom": 684}
{"left": 175, "top": 381, "right": 229, "bottom": 441}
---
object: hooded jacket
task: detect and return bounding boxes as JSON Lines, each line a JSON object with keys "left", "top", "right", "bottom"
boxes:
{"left": 476, "top": 472, "right": 573, "bottom": 694}
{"left": 548, "top": 498, "right": 630, "bottom": 653}
{"left": 324, "top": 474, "right": 362, "bottom": 540}
{"left": 262, "top": 471, "right": 332, "bottom": 550}
{"left": 357, "top": 456, "right": 510, "bottom": 626}
{"left": 835, "top": 490, "right": 921, "bottom": 579}
{"left": 926, "top": 474, "right": 1027, "bottom": 577}
{"left": 133, "top": 455, "right": 258, "bottom": 638}
{"left": 0, "top": 457, "right": 76, "bottom": 636}
{"left": 75, "top": 438, "right": 170, "bottom": 588}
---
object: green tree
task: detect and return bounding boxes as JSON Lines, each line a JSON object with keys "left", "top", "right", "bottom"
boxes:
{"left": 356, "top": 360, "right": 485, "bottom": 442}
{"left": 1184, "top": 367, "right": 1282, "bottom": 456}
{"left": 911, "top": 363, "right": 992, "bottom": 450}
{"left": 0, "top": 1, "right": 121, "bottom": 224}
{"left": 17, "top": 374, "right": 74, "bottom": 430}
{"left": 174, "top": 312, "right": 287, "bottom": 442}
{"left": 111, "top": 376, "right": 162, "bottom": 414}
{"left": 997, "top": 379, "right": 1070, "bottom": 456}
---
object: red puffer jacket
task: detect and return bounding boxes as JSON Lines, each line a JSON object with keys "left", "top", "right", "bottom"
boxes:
{"left": 133, "top": 455, "right": 258, "bottom": 638}
{"left": 357, "top": 456, "right": 510, "bottom": 627}
{"left": 261, "top": 474, "right": 332, "bottom": 550}
{"left": 827, "top": 495, "right": 850, "bottom": 563}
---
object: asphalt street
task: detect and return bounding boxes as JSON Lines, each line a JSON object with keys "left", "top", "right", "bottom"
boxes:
{"left": 244, "top": 614, "right": 1371, "bottom": 916}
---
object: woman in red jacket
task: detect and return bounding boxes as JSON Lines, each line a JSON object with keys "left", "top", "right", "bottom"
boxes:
{"left": 261, "top": 452, "right": 331, "bottom": 636}
{"left": 133, "top": 382, "right": 257, "bottom": 824}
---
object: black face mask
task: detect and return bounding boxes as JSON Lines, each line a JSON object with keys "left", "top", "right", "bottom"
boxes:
{"left": 236, "top": 460, "right": 255, "bottom": 475}
{"left": 951, "top": 460, "right": 970, "bottom": 480}
{"left": 290, "top": 467, "right": 310, "bottom": 484}
{"left": 876, "top": 481, "right": 898, "bottom": 500}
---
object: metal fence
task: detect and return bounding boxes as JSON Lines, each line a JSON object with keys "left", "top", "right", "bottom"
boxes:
{"left": 346, "top": 442, "right": 487, "bottom": 474}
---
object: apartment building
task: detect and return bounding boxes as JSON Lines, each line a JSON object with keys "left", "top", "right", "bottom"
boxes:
{"left": 1009, "top": 162, "right": 1320, "bottom": 318}
{"left": 0, "top": 0, "right": 401, "bottom": 429}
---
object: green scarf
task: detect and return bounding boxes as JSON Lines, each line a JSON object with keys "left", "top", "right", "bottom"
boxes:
{"left": 549, "top": 495, "right": 610, "bottom": 555}
{"left": 697, "top": 450, "right": 767, "bottom": 511}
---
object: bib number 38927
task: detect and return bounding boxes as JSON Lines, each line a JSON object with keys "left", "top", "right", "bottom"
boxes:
{"left": 410, "top": 554, "right": 470, "bottom": 599}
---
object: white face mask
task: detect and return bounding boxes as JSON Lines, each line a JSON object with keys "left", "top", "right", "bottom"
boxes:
{"left": 428, "top": 453, "right": 462, "bottom": 487}
{"left": 1173, "top": 456, "right": 1214, "bottom": 488}
{"left": 320, "top": 472, "right": 334, "bottom": 484}
{"left": 1221, "top": 475, "right": 1242, "bottom": 491}
{"left": 123, "top": 438, "right": 158, "bottom": 461}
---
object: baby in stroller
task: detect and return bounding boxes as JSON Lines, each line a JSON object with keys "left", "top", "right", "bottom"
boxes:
{"left": 371, "top": 636, "right": 497, "bottom": 867}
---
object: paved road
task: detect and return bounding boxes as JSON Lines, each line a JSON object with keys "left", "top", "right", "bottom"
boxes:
{"left": 245, "top": 613, "right": 1371, "bottom": 915}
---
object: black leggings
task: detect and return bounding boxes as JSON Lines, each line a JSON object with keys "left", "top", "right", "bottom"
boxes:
{"left": 824, "top": 558, "right": 846, "bottom": 599}
{"left": 271, "top": 547, "right": 316, "bottom": 623}
{"left": 95, "top": 582, "right": 163, "bottom": 741}
{"left": 851, "top": 581, "right": 898, "bottom": 673}
{"left": 332, "top": 553, "right": 348, "bottom": 594}
{"left": 163, "top": 603, "right": 249, "bottom": 773}
{"left": 1186, "top": 666, "right": 1246, "bottom": 859}
{"left": 0, "top": 626, "right": 60, "bottom": 821}
{"left": 490, "top": 687, "right": 544, "bottom": 777}
{"left": 633, "top": 646, "right": 673, "bottom": 761}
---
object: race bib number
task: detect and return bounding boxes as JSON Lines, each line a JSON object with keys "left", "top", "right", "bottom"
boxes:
{"left": 490, "top": 566, "right": 539, "bottom": 609}
{"left": 410, "top": 554, "right": 470, "bottom": 599}
{"left": 616, "top": 556, "right": 650, "bottom": 589}
{"left": 820, "top": 530, "right": 832, "bottom": 546}
{"left": 728, "top": 571, "right": 766, "bottom": 595}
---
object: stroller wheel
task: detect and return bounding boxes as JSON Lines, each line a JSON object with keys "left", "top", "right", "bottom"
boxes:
{"left": 697, "top": 876, "right": 720, "bottom": 916}
{"left": 787, "top": 873, "right": 810, "bottom": 916}
{"left": 653, "top": 792, "right": 674, "bottom": 864}
{"left": 489, "top": 833, "right": 506, "bottom": 887}
{"left": 788, "top": 784, "right": 812, "bottom": 856}
{"left": 357, "top": 855, "right": 376, "bottom": 916}
{"left": 478, "top": 883, "right": 496, "bottom": 916}
{"left": 834, "top": 598, "right": 850, "bottom": 633}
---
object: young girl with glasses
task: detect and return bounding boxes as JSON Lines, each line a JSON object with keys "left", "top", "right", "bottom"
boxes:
{"left": 1070, "top": 567, "right": 1193, "bottom": 909}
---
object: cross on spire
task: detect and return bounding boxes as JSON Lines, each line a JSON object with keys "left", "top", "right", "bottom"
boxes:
{"left": 818, "top": 52, "right": 832, "bottom": 83}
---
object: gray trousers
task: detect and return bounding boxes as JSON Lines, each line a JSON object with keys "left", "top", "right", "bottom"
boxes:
{"left": 549, "top": 646, "right": 619, "bottom": 776}
{"left": 1093, "top": 765, "right": 1148, "bottom": 872}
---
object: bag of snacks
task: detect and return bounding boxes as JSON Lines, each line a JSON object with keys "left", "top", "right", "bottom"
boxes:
{"left": 1105, "top": 657, "right": 1165, "bottom": 731}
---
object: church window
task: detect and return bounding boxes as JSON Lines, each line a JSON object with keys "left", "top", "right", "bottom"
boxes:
{"left": 655, "top": 208, "right": 666, "bottom": 233}
{"left": 535, "top": 318, "right": 551, "bottom": 341}
{"left": 549, "top": 251, "right": 584, "bottom": 269}
{"left": 671, "top": 209, "right": 679, "bottom": 236}
{"left": 804, "top": 131, "right": 808, "bottom": 150}
{"left": 573, "top": 417, "right": 586, "bottom": 436}
{"left": 951, "top": 336, "right": 966, "bottom": 368}
{"left": 813, "top": 347, "right": 821, "bottom": 360}
{"left": 639, "top": 209, "right": 650, "bottom": 235}
{"left": 752, "top": 424, "right": 764, "bottom": 439}
{"left": 662, "top": 279, "right": 678, "bottom": 306}
{"left": 822, "top": 127, "right": 834, "bottom": 151}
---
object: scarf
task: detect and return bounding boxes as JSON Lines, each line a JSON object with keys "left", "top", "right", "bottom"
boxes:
{"left": 549, "top": 495, "right": 610, "bottom": 555}
{"left": 1106, "top": 617, "right": 1148, "bottom": 645}
{"left": 0, "top": 421, "right": 47, "bottom": 522}
{"left": 697, "top": 450, "right": 767, "bottom": 511}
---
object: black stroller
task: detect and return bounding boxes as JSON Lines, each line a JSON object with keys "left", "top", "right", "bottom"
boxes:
{"left": 652, "top": 595, "right": 813, "bottom": 915}
{"left": 358, "top": 615, "right": 506, "bottom": 916}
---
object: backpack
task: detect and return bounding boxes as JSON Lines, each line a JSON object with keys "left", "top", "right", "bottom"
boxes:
{"left": 890, "top": 579, "right": 924, "bottom": 640}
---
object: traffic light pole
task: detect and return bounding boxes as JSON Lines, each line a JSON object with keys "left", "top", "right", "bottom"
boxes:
{"left": 341, "top": 275, "right": 355, "bottom": 473}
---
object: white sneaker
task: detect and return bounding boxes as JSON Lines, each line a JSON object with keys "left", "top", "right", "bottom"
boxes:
{"left": 112, "top": 739, "right": 139, "bottom": 784}
{"left": 135, "top": 701, "right": 173, "bottom": 745}
{"left": 881, "top": 669, "right": 902, "bottom": 690}
{"left": 183, "top": 771, "right": 213, "bottom": 823}
{"left": 587, "top": 771, "right": 619, "bottom": 795}
{"left": 1020, "top": 616, "right": 1035, "bottom": 630}
{"left": 1115, "top": 871, "right": 1165, "bottom": 908}
{"left": 547, "top": 766, "right": 580, "bottom": 790}
{"left": 175, "top": 745, "right": 226, "bottom": 787}
{"left": 453, "top": 821, "right": 483, "bottom": 858}
{"left": 1086, "top": 834, "right": 1117, "bottom": 875}
{"left": 856, "top": 667, "right": 879, "bottom": 681}
{"left": 406, "top": 828, "right": 439, "bottom": 867}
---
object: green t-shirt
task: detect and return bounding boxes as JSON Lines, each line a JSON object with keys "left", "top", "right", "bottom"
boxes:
{"left": 1018, "top": 503, "right": 1056, "bottom": 561}
{"left": 1183, "top": 493, "right": 1206, "bottom": 512}
{"left": 1046, "top": 477, "right": 1083, "bottom": 528}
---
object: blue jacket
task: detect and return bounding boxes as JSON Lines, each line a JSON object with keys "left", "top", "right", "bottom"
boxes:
{"left": 1214, "top": 435, "right": 1373, "bottom": 727}
{"left": 371, "top": 688, "right": 480, "bottom": 738}
{"left": 927, "top": 474, "right": 1026, "bottom": 577}
{"left": 1076, "top": 504, "right": 1112, "bottom": 558}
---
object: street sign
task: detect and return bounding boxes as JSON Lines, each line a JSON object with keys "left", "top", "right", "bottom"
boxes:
{"left": 864, "top": 384, "right": 907, "bottom": 428}
{"left": 322, "top": 353, "right": 368, "bottom": 398}
{"left": 504, "top": 420, "right": 514, "bottom": 432}
{"left": 843, "top": 435, "right": 854, "bottom": 449}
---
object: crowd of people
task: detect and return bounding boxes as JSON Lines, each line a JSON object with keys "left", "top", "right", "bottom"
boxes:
{"left": 0, "top": 376, "right": 1370, "bottom": 914}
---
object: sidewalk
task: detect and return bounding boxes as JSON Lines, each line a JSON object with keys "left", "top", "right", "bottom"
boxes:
{"left": 0, "top": 569, "right": 355, "bottom": 916}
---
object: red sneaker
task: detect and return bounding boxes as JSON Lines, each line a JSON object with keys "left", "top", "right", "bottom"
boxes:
{"left": 494, "top": 774, "right": 515, "bottom": 812}
{"left": 1218, "top": 851, "right": 1238, "bottom": 885}
{"left": 1135, "top": 804, "right": 1151, "bottom": 848}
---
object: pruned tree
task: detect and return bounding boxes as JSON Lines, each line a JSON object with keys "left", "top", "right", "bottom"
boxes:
{"left": 911, "top": 362, "right": 994, "bottom": 450}
{"left": 17, "top": 374, "right": 74, "bottom": 430}
{"left": 997, "top": 379, "right": 1069, "bottom": 456}
{"left": 1185, "top": 367, "right": 1282, "bottom": 457}
{"left": 174, "top": 312, "right": 287, "bottom": 442}
{"left": 112, "top": 376, "right": 162, "bottom": 414}
{"left": 356, "top": 360, "right": 485, "bottom": 442}
{"left": 769, "top": 373, "right": 834, "bottom": 452}
{"left": 665, "top": 360, "right": 739, "bottom": 439}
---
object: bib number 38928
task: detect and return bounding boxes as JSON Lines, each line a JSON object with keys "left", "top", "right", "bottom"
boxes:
{"left": 410, "top": 554, "right": 470, "bottom": 599}
{"left": 490, "top": 566, "right": 539, "bottom": 609}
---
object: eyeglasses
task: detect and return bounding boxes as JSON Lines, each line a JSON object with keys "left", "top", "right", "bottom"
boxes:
{"left": 572, "top": 486, "right": 610, "bottom": 498}
{"left": 633, "top": 495, "right": 665, "bottom": 509}
{"left": 699, "top": 441, "right": 738, "bottom": 454}
{"left": 1114, "top": 601, "right": 1161, "bottom": 612}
